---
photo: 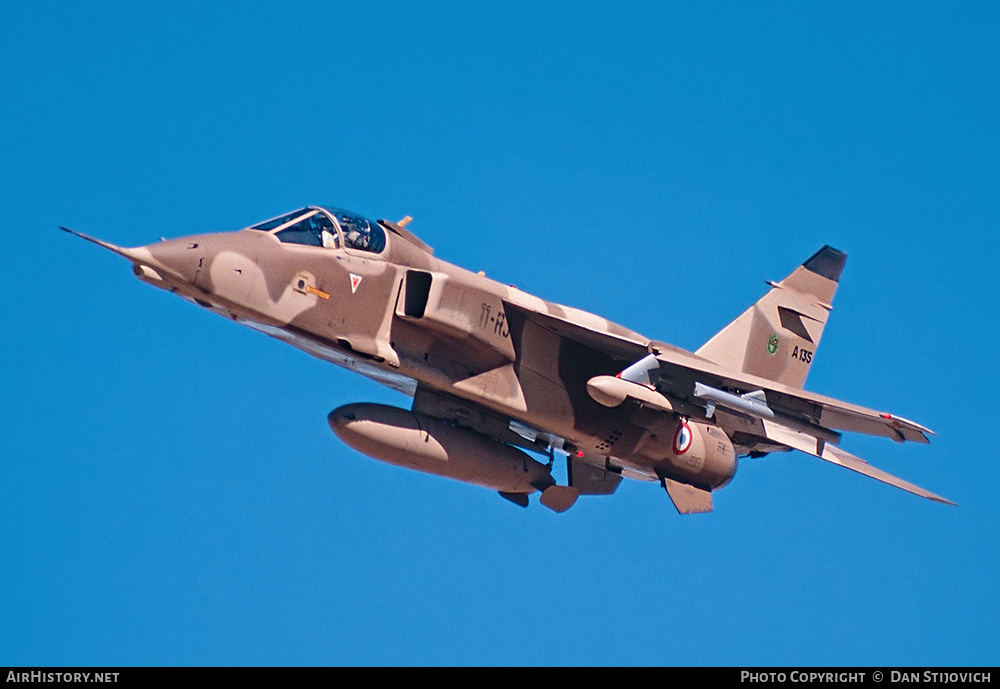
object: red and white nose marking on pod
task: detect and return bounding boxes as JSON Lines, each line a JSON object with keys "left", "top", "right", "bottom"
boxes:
{"left": 672, "top": 419, "right": 693, "bottom": 455}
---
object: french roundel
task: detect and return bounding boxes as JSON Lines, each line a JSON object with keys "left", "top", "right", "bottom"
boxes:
{"left": 672, "top": 420, "right": 693, "bottom": 455}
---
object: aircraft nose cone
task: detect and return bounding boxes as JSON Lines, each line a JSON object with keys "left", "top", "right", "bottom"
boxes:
{"left": 142, "top": 237, "right": 205, "bottom": 285}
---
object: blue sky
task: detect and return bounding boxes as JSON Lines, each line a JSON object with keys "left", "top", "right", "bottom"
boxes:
{"left": 2, "top": 1, "right": 998, "bottom": 666}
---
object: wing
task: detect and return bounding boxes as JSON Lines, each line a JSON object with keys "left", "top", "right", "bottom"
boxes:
{"left": 503, "top": 295, "right": 932, "bottom": 445}
{"left": 647, "top": 347, "right": 934, "bottom": 445}
{"left": 602, "top": 349, "right": 952, "bottom": 505}
{"left": 498, "top": 254, "right": 950, "bottom": 506}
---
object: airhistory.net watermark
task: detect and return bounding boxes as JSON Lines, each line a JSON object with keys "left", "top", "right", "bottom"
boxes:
{"left": 6, "top": 672, "right": 118, "bottom": 683}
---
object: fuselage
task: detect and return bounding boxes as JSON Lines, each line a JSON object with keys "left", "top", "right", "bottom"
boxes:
{"left": 127, "top": 206, "right": 689, "bottom": 481}
{"left": 69, "top": 209, "right": 948, "bottom": 511}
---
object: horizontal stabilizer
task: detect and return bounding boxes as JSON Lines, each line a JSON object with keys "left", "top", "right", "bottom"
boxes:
{"left": 662, "top": 478, "right": 714, "bottom": 514}
{"left": 820, "top": 445, "right": 955, "bottom": 506}
{"left": 761, "top": 419, "right": 954, "bottom": 505}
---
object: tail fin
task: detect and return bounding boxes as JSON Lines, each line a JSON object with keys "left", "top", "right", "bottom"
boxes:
{"left": 695, "top": 246, "right": 847, "bottom": 389}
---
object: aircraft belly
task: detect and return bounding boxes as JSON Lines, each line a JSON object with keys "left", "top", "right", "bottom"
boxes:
{"left": 237, "top": 319, "right": 418, "bottom": 396}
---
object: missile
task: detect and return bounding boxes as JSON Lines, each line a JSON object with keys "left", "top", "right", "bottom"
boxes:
{"left": 328, "top": 403, "right": 578, "bottom": 511}
{"left": 588, "top": 376, "right": 840, "bottom": 446}
{"left": 692, "top": 382, "right": 775, "bottom": 420}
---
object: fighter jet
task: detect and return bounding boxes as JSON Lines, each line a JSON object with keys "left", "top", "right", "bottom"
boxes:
{"left": 63, "top": 205, "right": 952, "bottom": 513}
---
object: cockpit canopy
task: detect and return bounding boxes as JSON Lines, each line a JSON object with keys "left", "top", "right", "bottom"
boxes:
{"left": 249, "top": 206, "right": 386, "bottom": 253}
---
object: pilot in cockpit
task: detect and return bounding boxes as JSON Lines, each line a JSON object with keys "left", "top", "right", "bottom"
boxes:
{"left": 340, "top": 214, "right": 371, "bottom": 250}
{"left": 344, "top": 213, "right": 385, "bottom": 252}
{"left": 253, "top": 207, "right": 381, "bottom": 252}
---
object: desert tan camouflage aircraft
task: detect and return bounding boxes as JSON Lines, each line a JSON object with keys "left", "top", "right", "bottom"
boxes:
{"left": 63, "top": 205, "right": 952, "bottom": 513}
